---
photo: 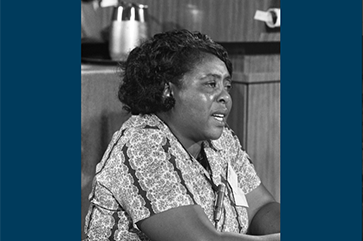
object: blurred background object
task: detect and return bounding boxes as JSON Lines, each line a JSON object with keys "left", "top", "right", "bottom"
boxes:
{"left": 107, "top": 2, "right": 149, "bottom": 60}
{"left": 81, "top": 0, "right": 112, "bottom": 41}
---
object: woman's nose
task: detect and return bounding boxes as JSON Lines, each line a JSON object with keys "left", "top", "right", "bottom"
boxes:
{"left": 217, "top": 88, "right": 231, "bottom": 104}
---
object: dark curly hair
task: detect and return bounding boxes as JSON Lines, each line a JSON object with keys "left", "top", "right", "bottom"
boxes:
{"left": 118, "top": 29, "right": 232, "bottom": 115}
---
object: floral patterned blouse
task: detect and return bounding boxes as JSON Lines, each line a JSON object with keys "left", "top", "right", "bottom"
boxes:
{"left": 84, "top": 114, "right": 261, "bottom": 241}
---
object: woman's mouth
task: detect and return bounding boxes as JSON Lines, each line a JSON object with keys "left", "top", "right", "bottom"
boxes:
{"left": 212, "top": 113, "right": 225, "bottom": 122}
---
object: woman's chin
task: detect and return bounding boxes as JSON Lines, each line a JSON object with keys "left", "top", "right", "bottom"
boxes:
{"left": 207, "top": 128, "right": 224, "bottom": 140}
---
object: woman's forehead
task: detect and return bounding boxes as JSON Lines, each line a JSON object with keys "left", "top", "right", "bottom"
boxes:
{"left": 190, "top": 55, "right": 230, "bottom": 77}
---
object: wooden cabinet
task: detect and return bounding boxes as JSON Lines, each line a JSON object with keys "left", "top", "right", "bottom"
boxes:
{"left": 227, "top": 57, "right": 280, "bottom": 202}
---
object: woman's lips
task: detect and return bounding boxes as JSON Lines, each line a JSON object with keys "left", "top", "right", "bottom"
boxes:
{"left": 212, "top": 113, "right": 225, "bottom": 122}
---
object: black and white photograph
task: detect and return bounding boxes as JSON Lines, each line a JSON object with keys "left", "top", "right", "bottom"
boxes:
{"left": 81, "top": 1, "right": 281, "bottom": 240}
{"left": 1, "top": 1, "right": 362, "bottom": 241}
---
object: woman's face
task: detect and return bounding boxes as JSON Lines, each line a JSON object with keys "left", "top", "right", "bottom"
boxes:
{"left": 166, "top": 54, "right": 232, "bottom": 147}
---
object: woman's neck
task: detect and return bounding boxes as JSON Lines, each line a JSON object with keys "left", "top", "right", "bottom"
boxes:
{"left": 186, "top": 142, "right": 202, "bottom": 159}
{"left": 156, "top": 112, "right": 202, "bottom": 158}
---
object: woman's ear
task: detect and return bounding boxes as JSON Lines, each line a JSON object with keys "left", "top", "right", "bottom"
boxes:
{"left": 163, "top": 83, "right": 173, "bottom": 98}
{"left": 162, "top": 82, "right": 176, "bottom": 111}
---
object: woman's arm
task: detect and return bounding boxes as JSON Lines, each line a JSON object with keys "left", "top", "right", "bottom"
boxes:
{"left": 245, "top": 184, "right": 280, "bottom": 235}
{"left": 249, "top": 202, "right": 280, "bottom": 235}
{"left": 137, "top": 205, "right": 280, "bottom": 241}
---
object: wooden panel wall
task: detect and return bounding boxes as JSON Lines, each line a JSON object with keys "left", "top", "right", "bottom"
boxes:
{"left": 227, "top": 54, "right": 280, "bottom": 202}
{"left": 82, "top": 0, "right": 280, "bottom": 42}
{"left": 228, "top": 81, "right": 280, "bottom": 202}
{"left": 228, "top": 84, "right": 248, "bottom": 148}
{"left": 246, "top": 83, "right": 280, "bottom": 202}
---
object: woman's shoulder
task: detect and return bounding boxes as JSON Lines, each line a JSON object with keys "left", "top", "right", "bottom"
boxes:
{"left": 95, "top": 114, "right": 171, "bottom": 175}
{"left": 121, "top": 114, "right": 161, "bottom": 129}
{"left": 118, "top": 114, "right": 170, "bottom": 144}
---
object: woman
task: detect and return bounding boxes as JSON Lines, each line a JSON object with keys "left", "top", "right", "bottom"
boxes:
{"left": 84, "top": 29, "right": 280, "bottom": 241}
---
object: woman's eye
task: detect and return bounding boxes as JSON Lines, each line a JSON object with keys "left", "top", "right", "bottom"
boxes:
{"left": 208, "top": 82, "right": 217, "bottom": 88}
{"left": 224, "top": 83, "right": 232, "bottom": 92}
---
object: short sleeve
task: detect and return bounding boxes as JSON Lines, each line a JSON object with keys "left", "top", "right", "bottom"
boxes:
{"left": 232, "top": 149, "right": 261, "bottom": 194}
{"left": 221, "top": 127, "right": 261, "bottom": 194}
{"left": 119, "top": 128, "right": 195, "bottom": 224}
{"left": 84, "top": 181, "right": 120, "bottom": 240}
{"left": 84, "top": 180, "right": 148, "bottom": 241}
